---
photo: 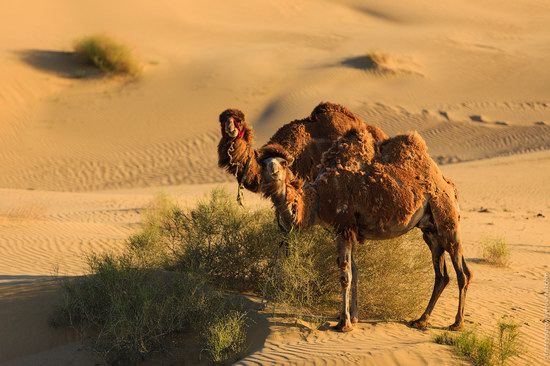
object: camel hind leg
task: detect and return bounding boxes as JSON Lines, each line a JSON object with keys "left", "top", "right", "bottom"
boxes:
{"left": 449, "top": 248, "right": 471, "bottom": 331}
{"left": 428, "top": 189, "right": 472, "bottom": 331}
{"left": 410, "top": 231, "right": 449, "bottom": 329}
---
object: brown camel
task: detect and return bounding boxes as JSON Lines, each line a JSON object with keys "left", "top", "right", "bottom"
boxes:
{"left": 217, "top": 102, "right": 388, "bottom": 202}
{"left": 258, "top": 126, "right": 473, "bottom": 332}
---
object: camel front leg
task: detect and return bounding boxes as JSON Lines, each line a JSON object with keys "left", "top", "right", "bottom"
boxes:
{"left": 335, "top": 235, "right": 354, "bottom": 332}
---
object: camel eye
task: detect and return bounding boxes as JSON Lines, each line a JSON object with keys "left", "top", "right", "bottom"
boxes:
{"left": 281, "top": 160, "right": 288, "bottom": 168}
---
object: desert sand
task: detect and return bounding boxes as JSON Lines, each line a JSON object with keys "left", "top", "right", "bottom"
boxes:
{"left": 0, "top": 0, "right": 549, "bottom": 365}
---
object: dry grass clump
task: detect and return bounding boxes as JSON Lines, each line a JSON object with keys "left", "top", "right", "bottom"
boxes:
{"left": 73, "top": 34, "right": 141, "bottom": 76}
{"left": 495, "top": 317, "right": 523, "bottom": 365}
{"left": 434, "top": 317, "right": 523, "bottom": 366}
{"left": 363, "top": 52, "right": 391, "bottom": 71}
{"left": 264, "top": 227, "right": 432, "bottom": 320}
{"left": 203, "top": 311, "right": 248, "bottom": 365}
{"left": 262, "top": 228, "right": 337, "bottom": 312}
{"left": 129, "top": 190, "right": 283, "bottom": 292}
{"left": 481, "top": 236, "right": 510, "bottom": 267}
{"left": 356, "top": 234, "right": 432, "bottom": 319}
{"left": 342, "top": 52, "right": 422, "bottom": 77}
{"left": 341, "top": 52, "right": 393, "bottom": 74}
{"left": 52, "top": 252, "right": 247, "bottom": 365}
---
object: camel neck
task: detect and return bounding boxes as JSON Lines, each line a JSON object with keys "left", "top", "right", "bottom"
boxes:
{"left": 272, "top": 181, "right": 317, "bottom": 230}
{"left": 218, "top": 126, "right": 261, "bottom": 193}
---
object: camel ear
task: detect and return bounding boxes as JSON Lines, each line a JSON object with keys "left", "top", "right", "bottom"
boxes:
{"left": 286, "top": 156, "right": 294, "bottom": 167}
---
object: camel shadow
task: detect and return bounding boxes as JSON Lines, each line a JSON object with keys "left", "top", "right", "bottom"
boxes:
{"left": 16, "top": 49, "right": 101, "bottom": 79}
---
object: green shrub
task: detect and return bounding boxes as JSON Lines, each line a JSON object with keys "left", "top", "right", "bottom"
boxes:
{"left": 135, "top": 189, "right": 431, "bottom": 320}
{"left": 433, "top": 317, "right": 523, "bottom": 366}
{"left": 458, "top": 329, "right": 495, "bottom": 366}
{"left": 73, "top": 34, "right": 141, "bottom": 76}
{"left": 481, "top": 236, "right": 510, "bottom": 267}
{"left": 53, "top": 189, "right": 435, "bottom": 364}
{"left": 263, "top": 227, "right": 432, "bottom": 320}
{"left": 434, "top": 328, "right": 494, "bottom": 366}
{"left": 52, "top": 253, "right": 225, "bottom": 365}
{"left": 496, "top": 317, "right": 523, "bottom": 366}
{"left": 176, "top": 191, "right": 281, "bottom": 290}
{"left": 262, "top": 228, "right": 337, "bottom": 313}
{"left": 433, "top": 331, "right": 455, "bottom": 345}
{"left": 356, "top": 233, "right": 432, "bottom": 319}
{"left": 203, "top": 311, "right": 248, "bottom": 365}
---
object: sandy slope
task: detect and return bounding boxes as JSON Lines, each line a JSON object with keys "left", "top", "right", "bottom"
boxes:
{"left": 0, "top": 0, "right": 549, "bottom": 364}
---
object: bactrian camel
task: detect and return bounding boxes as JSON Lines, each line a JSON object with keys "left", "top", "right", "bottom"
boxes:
{"left": 258, "top": 126, "right": 473, "bottom": 332}
{"left": 217, "top": 102, "right": 388, "bottom": 203}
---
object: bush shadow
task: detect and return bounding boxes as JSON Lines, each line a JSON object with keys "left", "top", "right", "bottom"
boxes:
{"left": 16, "top": 49, "right": 101, "bottom": 79}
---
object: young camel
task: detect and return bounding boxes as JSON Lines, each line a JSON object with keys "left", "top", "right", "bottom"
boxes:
{"left": 258, "top": 127, "right": 473, "bottom": 332}
{"left": 217, "top": 102, "right": 388, "bottom": 199}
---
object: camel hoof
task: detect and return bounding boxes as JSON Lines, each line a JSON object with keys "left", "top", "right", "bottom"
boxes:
{"left": 448, "top": 322, "right": 464, "bottom": 331}
{"left": 334, "top": 319, "right": 354, "bottom": 332}
{"left": 409, "top": 319, "right": 429, "bottom": 330}
{"left": 351, "top": 316, "right": 359, "bottom": 324}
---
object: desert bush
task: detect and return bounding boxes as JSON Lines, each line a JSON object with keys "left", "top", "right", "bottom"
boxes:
{"left": 73, "top": 34, "right": 141, "bottom": 76}
{"left": 356, "top": 233, "right": 432, "bottom": 319}
{"left": 174, "top": 190, "right": 282, "bottom": 291}
{"left": 203, "top": 311, "right": 248, "bottom": 365}
{"left": 433, "top": 317, "right": 523, "bottom": 366}
{"left": 126, "top": 193, "right": 181, "bottom": 268}
{"left": 433, "top": 330, "right": 455, "bottom": 345}
{"left": 262, "top": 228, "right": 337, "bottom": 312}
{"left": 481, "top": 236, "right": 510, "bottom": 267}
{"left": 263, "top": 227, "right": 432, "bottom": 320}
{"left": 53, "top": 189, "right": 435, "bottom": 364}
{"left": 138, "top": 190, "right": 431, "bottom": 320}
{"left": 496, "top": 317, "right": 523, "bottom": 365}
{"left": 434, "top": 328, "right": 494, "bottom": 366}
{"left": 52, "top": 252, "right": 247, "bottom": 365}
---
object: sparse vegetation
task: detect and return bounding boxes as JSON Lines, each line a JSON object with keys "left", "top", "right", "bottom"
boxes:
{"left": 73, "top": 34, "right": 141, "bottom": 76}
{"left": 342, "top": 52, "right": 421, "bottom": 77}
{"left": 363, "top": 52, "right": 390, "bottom": 71}
{"left": 496, "top": 317, "right": 523, "bottom": 365}
{"left": 52, "top": 252, "right": 247, "bottom": 365}
{"left": 481, "top": 236, "right": 510, "bottom": 267}
{"left": 203, "top": 311, "right": 248, "bottom": 365}
{"left": 356, "top": 235, "right": 432, "bottom": 319}
{"left": 54, "top": 189, "right": 434, "bottom": 364}
{"left": 433, "top": 317, "right": 523, "bottom": 366}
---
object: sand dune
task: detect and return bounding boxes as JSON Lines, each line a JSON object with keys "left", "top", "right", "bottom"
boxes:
{"left": 0, "top": 0, "right": 549, "bottom": 364}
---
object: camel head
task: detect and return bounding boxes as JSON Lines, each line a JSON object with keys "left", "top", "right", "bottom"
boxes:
{"left": 258, "top": 144, "right": 308, "bottom": 230}
{"left": 257, "top": 144, "right": 295, "bottom": 196}
{"left": 261, "top": 156, "right": 289, "bottom": 192}
{"left": 219, "top": 108, "right": 246, "bottom": 139}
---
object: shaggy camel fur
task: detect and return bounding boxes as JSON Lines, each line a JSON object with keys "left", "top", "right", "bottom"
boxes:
{"left": 217, "top": 103, "right": 388, "bottom": 198}
{"left": 258, "top": 127, "right": 473, "bottom": 332}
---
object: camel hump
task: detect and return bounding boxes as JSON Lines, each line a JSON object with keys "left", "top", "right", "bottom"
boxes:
{"left": 307, "top": 102, "right": 364, "bottom": 137}
{"left": 365, "top": 124, "right": 389, "bottom": 143}
{"left": 320, "top": 126, "right": 376, "bottom": 170}
{"left": 379, "top": 131, "right": 428, "bottom": 164}
{"left": 310, "top": 102, "right": 356, "bottom": 120}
